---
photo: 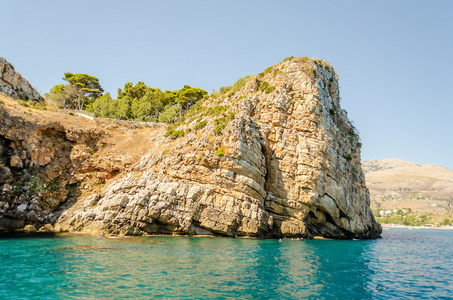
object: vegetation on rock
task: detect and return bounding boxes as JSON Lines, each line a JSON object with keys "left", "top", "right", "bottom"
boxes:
{"left": 46, "top": 73, "right": 103, "bottom": 110}
{"left": 1, "top": 56, "right": 381, "bottom": 239}
{"left": 46, "top": 77, "right": 208, "bottom": 124}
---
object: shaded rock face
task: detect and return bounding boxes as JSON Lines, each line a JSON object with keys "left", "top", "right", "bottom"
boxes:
{"left": 55, "top": 57, "right": 381, "bottom": 239}
{"left": 0, "top": 57, "right": 43, "bottom": 101}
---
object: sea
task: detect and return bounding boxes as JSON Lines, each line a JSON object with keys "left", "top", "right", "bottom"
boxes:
{"left": 0, "top": 228, "right": 452, "bottom": 299}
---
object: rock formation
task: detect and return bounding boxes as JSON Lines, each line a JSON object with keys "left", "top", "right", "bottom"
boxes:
{"left": 0, "top": 97, "right": 104, "bottom": 230}
{"left": 0, "top": 57, "right": 381, "bottom": 238}
{"left": 0, "top": 57, "right": 43, "bottom": 101}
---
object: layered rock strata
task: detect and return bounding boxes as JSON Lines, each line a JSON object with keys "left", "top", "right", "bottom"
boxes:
{"left": 0, "top": 57, "right": 43, "bottom": 101}
{"left": 55, "top": 57, "right": 381, "bottom": 238}
{"left": 0, "top": 57, "right": 381, "bottom": 238}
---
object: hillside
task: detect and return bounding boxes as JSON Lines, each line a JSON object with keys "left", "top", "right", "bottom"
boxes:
{"left": 363, "top": 158, "right": 453, "bottom": 225}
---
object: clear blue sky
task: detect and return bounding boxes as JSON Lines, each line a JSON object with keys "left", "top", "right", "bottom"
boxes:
{"left": 1, "top": 1, "right": 452, "bottom": 169}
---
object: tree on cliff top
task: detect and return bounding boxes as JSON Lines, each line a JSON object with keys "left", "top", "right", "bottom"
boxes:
{"left": 176, "top": 85, "right": 207, "bottom": 111}
{"left": 63, "top": 73, "right": 103, "bottom": 110}
{"left": 46, "top": 73, "right": 103, "bottom": 110}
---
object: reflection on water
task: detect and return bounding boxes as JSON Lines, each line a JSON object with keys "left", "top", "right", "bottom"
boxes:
{"left": 0, "top": 229, "right": 452, "bottom": 299}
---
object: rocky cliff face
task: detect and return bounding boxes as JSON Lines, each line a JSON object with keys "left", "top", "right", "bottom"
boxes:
{"left": 0, "top": 96, "right": 104, "bottom": 230}
{"left": 0, "top": 57, "right": 381, "bottom": 238}
{"left": 0, "top": 57, "right": 43, "bottom": 101}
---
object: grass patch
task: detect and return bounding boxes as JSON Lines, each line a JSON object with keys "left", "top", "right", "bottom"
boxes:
{"left": 215, "top": 146, "right": 225, "bottom": 157}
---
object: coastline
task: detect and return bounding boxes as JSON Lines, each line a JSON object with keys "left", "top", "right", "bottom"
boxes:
{"left": 381, "top": 223, "right": 453, "bottom": 230}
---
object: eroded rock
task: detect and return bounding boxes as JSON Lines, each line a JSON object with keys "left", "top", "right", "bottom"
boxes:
{"left": 56, "top": 57, "right": 381, "bottom": 239}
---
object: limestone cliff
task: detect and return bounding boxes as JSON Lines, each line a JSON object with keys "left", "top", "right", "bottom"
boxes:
{"left": 0, "top": 57, "right": 43, "bottom": 101}
{"left": 0, "top": 57, "right": 381, "bottom": 238}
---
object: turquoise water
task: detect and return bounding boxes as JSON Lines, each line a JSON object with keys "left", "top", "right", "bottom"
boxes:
{"left": 0, "top": 228, "right": 452, "bottom": 299}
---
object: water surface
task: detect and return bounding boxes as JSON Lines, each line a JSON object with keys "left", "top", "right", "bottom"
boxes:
{"left": 0, "top": 228, "right": 452, "bottom": 299}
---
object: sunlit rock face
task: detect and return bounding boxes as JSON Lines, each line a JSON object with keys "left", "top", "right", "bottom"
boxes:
{"left": 56, "top": 57, "right": 381, "bottom": 239}
{"left": 0, "top": 56, "right": 380, "bottom": 238}
{"left": 0, "top": 57, "right": 42, "bottom": 101}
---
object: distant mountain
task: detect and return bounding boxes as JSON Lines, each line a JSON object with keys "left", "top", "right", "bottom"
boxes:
{"left": 362, "top": 158, "right": 453, "bottom": 213}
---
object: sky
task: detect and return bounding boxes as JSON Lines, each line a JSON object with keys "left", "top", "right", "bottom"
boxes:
{"left": 1, "top": 1, "right": 452, "bottom": 169}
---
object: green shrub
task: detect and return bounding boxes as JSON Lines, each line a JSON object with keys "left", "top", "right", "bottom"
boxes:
{"left": 442, "top": 218, "right": 452, "bottom": 226}
{"left": 233, "top": 75, "right": 252, "bottom": 89}
{"left": 206, "top": 105, "right": 229, "bottom": 116}
{"left": 211, "top": 90, "right": 220, "bottom": 98}
{"left": 259, "top": 81, "right": 269, "bottom": 91}
{"left": 344, "top": 154, "right": 352, "bottom": 161}
{"left": 165, "top": 125, "right": 186, "bottom": 140}
{"left": 265, "top": 86, "right": 276, "bottom": 94}
{"left": 194, "top": 120, "right": 207, "bottom": 130}
{"left": 158, "top": 105, "right": 181, "bottom": 123}
{"left": 18, "top": 101, "right": 29, "bottom": 107}
{"left": 213, "top": 112, "right": 235, "bottom": 135}
{"left": 314, "top": 59, "right": 323, "bottom": 65}
{"left": 215, "top": 146, "right": 225, "bottom": 157}
{"left": 214, "top": 123, "right": 227, "bottom": 135}
{"left": 219, "top": 75, "right": 252, "bottom": 96}
{"left": 283, "top": 56, "right": 294, "bottom": 62}
{"left": 68, "top": 112, "right": 74, "bottom": 116}
{"left": 264, "top": 66, "right": 273, "bottom": 74}
{"left": 214, "top": 116, "right": 227, "bottom": 125}
{"left": 0, "top": 99, "right": 3, "bottom": 104}
{"left": 19, "top": 94, "right": 29, "bottom": 101}
{"left": 301, "top": 66, "right": 316, "bottom": 77}
{"left": 220, "top": 86, "right": 232, "bottom": 94}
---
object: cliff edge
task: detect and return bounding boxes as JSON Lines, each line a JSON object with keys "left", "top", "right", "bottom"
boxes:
{"left": 0, "top": 57, "right": 43, "bottom": 101}
{"left": 0, "top": 57, "right": 381, "bottom": 238}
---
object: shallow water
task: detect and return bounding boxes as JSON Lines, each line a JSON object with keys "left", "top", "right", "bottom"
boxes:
{"left": 0, "top": 228, "right": 452, "bottom": 299}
